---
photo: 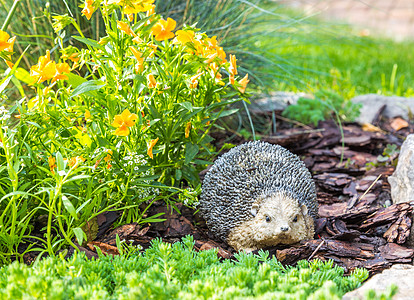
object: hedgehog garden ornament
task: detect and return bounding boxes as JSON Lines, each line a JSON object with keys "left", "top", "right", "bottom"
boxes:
{"left": 199, "top": 141, "right": 318, "bottom": 252}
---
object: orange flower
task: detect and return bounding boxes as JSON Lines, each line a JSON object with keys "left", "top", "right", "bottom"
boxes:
{"left": 238, "top": 74, "right": 249, "bottom": 93}
{"left": 48, "top": 156, "right": 56, "bottom": 174}
{"left": 0, "top": 30, "right": 11, "bottom": 51}
{"left": 104, "top": 150, "right": 112, "bottom": 162}
{"left": 229, "top": 54, "right": 237, "bottom": 76}
{"left": 82, "top": 0, "right": 95, "bottom": 20}
{"left": 185, "top": 122, "right": 191, "bottom": 138}
{"left": 229, "top": 74, "right": 235, "bottom": 85}
{"left": 117, "top": 21, "right": 136, "bottom": 37}
{"left": 147, "top": 74, "right": 157, "bottom": 88}
{"left": 147, "top": 138, "right": 159, "bottom": 159}
{"left": 151, "top": 18, "right": 176, "bottom": 41}
{"left": 112, "top": 109, "right": 138, "bottom": 136}
{"left": 69, "top": 156, "right": 85, "bottom": 168}
{"left": 108, "top": 0, "right": 154, "bottom": 14}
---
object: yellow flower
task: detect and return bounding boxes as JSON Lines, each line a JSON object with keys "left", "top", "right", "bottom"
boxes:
{"left": 132, "top": 36, "right": 144, "bottom": 44}
{"left": 189, "top": 72, "right": 203, "bottom": 89}
{"left": 147, "top": 138, "right": 159, "bottom": 159}
{"left": 108, "top": 0, "right": 154, "bottom": 14}
{"left": 173, "top": 30, "right": 195, "bottom": 45}
{"left": 204, "top": 53, "right": 217, "bottom": 64}
{"left": 209, "top": 62, "right": 222, "bottom": 80}
{"left": 129, "top": 46, "right": 142, "bottom": 59}
{"left": 85, "top": 109, "right": 91, "bottom": 120}
{"left": 30, "top": 51, "right": 55, "bottom": 83}
{"left": 30, "top": 51, "right": 70, "bottom": 84}
{"left": 74, "top": 127, "right": 92, "bottom": 147}
{"left": 185, "top": 122, "right": 191, "bottom": 138}
{"left": 147, "top": 74, "right": 157, "bottom": 88}
{"left": 3, "top": 36, "right": 16, "bottom": 68}
{"left": 82, "top": 0, "right": 95, "bottom": 20}
{"left": 129, "top": 46, "right": 144, "bottom": 71}
{"left": 0, "top": 30, "right": 11, "bottom": 51}
{"left": 146, "top": 4, "right": 155, "bottom": 16}
{"left": 112, "top": 109, "right": 138, "bottom": 136}
{"left": 151, "top": 18, "right": 176, "bottom": 41}
{"left": 229, "top": 54, "right": 237, "bottom": 76}
{"left": 238, "top": 74, "right": 249, "bottom": 93}
{"left": 48, "top": 156, "right": 56, "bottom": 174}
{"left": 117, "top": 21, "right": 136, "bottom": 37}
{"left": 52, "top": 62, "right": 71, "bottom": 83}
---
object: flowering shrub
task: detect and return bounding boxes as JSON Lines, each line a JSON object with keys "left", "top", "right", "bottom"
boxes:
{"left": 0, "top": 0, "right": 248, "bottom": 262}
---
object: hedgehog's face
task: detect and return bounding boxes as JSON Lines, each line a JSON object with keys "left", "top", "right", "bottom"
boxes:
{"left": 249, "top": 192, "right": 314, "bottom": 246}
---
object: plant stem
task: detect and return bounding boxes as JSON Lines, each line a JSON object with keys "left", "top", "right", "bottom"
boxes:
{"left": 1, "top": 0, "right": 21, "bottom": 31}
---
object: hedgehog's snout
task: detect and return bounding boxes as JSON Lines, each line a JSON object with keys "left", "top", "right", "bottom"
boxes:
{"left": 280, "top": 226, "right": 289, "bottom": 232}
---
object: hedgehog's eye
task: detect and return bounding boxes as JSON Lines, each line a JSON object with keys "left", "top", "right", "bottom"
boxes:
{"left": 265, "top": 215, "right": 271, "bottom": 222}
{"left": 293, "top": 216, "right": 298, "bottom": 222}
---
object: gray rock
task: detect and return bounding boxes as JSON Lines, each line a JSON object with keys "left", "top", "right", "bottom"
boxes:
{"left": 249, "top": 92, "right": 311, "bottom": 113}
{"left": 343, "top": 264, "right": 414, "bottom": 300}
{"left": 388, "top": 134, "right": 414, "bottom": 204}
{"left": 352, "top": 94, "right": 414, "bottom": 124}
{"left": 388, "top": 134, "right": 414, "bottom": 246}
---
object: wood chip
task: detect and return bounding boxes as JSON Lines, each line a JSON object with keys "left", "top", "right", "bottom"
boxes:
{"left": 390, "top": 117, "right": 409, "bottom": 131}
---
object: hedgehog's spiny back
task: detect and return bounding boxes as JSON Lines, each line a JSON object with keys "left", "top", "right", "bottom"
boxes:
{"left": 199, "top": 141, "right": 317, "bottom": 242}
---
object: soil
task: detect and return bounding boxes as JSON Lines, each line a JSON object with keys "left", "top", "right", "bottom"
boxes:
{"left": 23, "top": 112, "right": 414, "bottom": 276}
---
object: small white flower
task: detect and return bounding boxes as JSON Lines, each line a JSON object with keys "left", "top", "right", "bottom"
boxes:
{"left": 58, "top": 170, "right": 66, "bottom": 176}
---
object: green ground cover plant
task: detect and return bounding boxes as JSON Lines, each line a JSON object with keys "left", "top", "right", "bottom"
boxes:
{"left": 0, "top": 0, "right": 250, "bottom": 264}
{"left": 0, "top": 236, "right": 369, "bottom": 299}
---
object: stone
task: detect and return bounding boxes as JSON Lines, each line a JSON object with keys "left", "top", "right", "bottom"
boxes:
{"left": 388, "top": 134, "right": 414, "bottom": 204}
{"left": 343, "top": 264, "right": 414, "bottom": 300}
{"left": 388, "top": 134, "right": 414, "bottom": 246}
{"left": 351, "top": 94, "right": 414, "bottom": 124}
{"left": 249, "top": 91, "right": 311, "bottom": 113}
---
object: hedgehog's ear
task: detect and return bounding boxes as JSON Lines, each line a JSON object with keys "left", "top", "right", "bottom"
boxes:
{"left": 251, "top": 203, "right": 259, "bottom": 217}
{"left": 300, "top": 203, "right": 308, "bottom": 216}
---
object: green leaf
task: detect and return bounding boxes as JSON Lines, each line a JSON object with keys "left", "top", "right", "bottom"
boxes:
{"left": 175, "top": 169, "right": 182, "bottom": 181}
{"left": 0, "top": 75, "right": 12, "bottom": 95}
{"left": 64, "top": 175, "right": 91, "bottom": 184}
{"left": 66, "top": 73, "right": 87, "bottom": 88}
{"left": 69, "top": 80, "right": 106, "bottom": 99}
{"left": 56, "top": 152, "right": 65, "bottom": 172}
{"left": 14, "top": 67, "right": 35, "bottom": 85}
{"left": 179, "top": 102, "right": 194, "bottom": 111}
{"left": 72, "top": 35, "right": 104, "bottom": 50}
{"left": 62, "top": 195, "right": 77, "bottom": 220}
{"left": 213, "top": 108, "right": 239, "bottom": 119}
{"left": 73, "top": 227, "right": 87, "bottom": 246}
{"left": 116, "top": 234, "right": 123, "bottom": 255}
{"left": 185, "top": 143, "right": 199, "bottom": 165}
